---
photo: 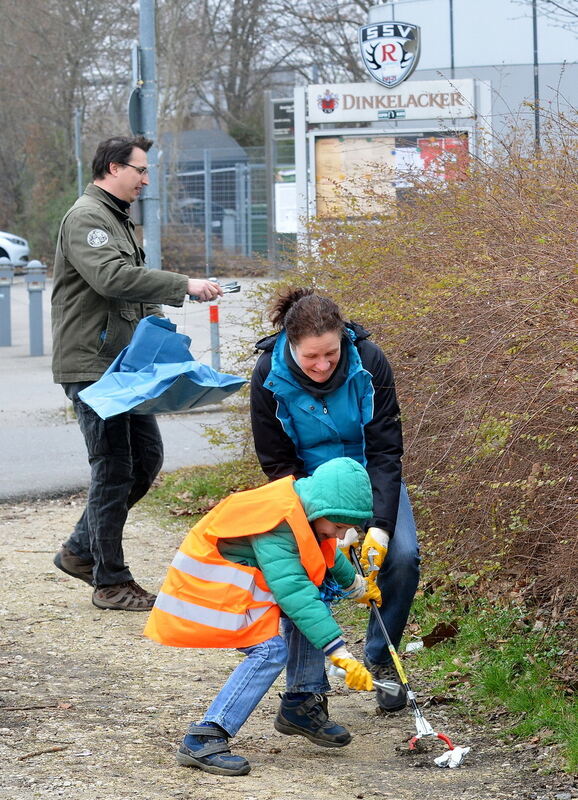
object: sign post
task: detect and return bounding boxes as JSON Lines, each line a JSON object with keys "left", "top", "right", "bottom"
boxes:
{"left": 266, "top": 95, "right": 297, "bottom": 268}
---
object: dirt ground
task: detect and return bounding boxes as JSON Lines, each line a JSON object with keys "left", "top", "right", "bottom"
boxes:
{"left": 1, "top": 496, "right": 576, "bottom": 800}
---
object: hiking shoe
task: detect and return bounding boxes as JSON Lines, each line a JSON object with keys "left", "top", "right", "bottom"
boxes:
{"left": 274, "top": 693, "right": 351, "bottom": 747}
{"left": 364, "top": 658, "right": 407, "bottom": 712}
{"left": 53, "top": 545, "right": 94, "bottom": 586}
{"left": 92, "top": 580, "right": 156, "bottom": 611}
{"left": 176, "top": 724, "right": 250, "bottom": 776}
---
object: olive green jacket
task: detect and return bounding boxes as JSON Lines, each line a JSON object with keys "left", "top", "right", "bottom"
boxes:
{"left": 51, "top": 184, "right": 189, "bottom": 383}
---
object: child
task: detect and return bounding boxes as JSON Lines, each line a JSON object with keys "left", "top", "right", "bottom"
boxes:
{"left": 144, "top": 457, "right": 380, "bottom": 776}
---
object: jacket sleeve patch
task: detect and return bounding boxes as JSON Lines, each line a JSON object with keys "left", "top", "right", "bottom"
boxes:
{"left": 86, "top": 229, "right": 109, "bottom": 247}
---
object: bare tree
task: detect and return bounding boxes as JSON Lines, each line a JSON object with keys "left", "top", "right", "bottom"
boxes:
{"left": 514, "top": 0, "right": 578, "bottom": 30}
{"left": 187, "top": 0, "right": 294, "bottom": 143}
{"left": 0, "top": 0, "right": 136, "bottom": 253}
{"left": 156, "top": 0, "right": 310, "bottom": 144}
{"left": 270, "top": 0, "right": 371, "bottom": 83}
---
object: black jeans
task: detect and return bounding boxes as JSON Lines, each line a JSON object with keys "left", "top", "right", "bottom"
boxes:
{"left": 62, "top": 382, "right": 164, "bottom": 587}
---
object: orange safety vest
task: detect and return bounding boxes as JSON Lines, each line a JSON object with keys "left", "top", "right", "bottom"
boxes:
{"left": 144, "top": 476, "right": 336, "bottom": 649}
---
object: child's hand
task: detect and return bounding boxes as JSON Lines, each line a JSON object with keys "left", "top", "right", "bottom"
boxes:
{"left": 328, "top": 646, "right": 374, "bottom": 691}
{"left": 344, "top": 574, "right": 382, "bottom": 607}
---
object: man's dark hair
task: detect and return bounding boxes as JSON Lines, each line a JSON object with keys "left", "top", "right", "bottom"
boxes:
{"left": 91, "top": 136, "right": 153, "bottom": 180}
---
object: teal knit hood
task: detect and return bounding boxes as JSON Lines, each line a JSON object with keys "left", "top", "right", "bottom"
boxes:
{"left": 293, "top": 457, "right": 373, "bottom": 526}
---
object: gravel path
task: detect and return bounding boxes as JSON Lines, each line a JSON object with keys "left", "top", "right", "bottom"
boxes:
{"left": 1, "top": 497, "right": 575, "bottom": 800}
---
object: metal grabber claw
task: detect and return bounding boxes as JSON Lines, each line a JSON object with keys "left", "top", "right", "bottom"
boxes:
{"left": 349, "top": 546, "right": 471, "bottom": 767}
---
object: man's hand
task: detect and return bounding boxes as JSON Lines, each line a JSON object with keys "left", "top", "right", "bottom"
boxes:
{"left": 360, "top": 527, "right": 390, "bottom": 582}
{"left": 329, "top": 646, "right": 374, "bottom": 691}
{"left": 187, "top": 278, "right": 223, "bottom": 302}
{"left": 337, "top": 528, "right": 359, "bottom": 561}
{"left": 344, "top": 574, "right": 382, "bottom": 607}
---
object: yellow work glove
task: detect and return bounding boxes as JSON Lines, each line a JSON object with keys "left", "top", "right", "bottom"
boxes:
{"left": 329, "top": 646, "right": 374, "bottom": 691}
{"left": 360, "top": 527, "right": 390, "bottom": 582}
{"left": 337, "top": 528, "right": 359, "bottom": 561}
{"left": 344, "top": 573, "right": 382, "bottom": 607}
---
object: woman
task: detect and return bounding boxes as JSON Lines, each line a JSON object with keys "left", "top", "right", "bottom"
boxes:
{"left": 250, "top": 288, "right": 420, "bottom": 714}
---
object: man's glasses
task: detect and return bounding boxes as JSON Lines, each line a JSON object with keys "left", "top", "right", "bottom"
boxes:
{"left": 119, "top": 162, "right": 149, "bottom": 176}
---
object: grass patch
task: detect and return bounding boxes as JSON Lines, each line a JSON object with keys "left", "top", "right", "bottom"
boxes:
{"left": 402, "top": 591, "right": 577, "bottom": 771}
{"left": 142, "top": 458, "right": 266, "bottom": 529}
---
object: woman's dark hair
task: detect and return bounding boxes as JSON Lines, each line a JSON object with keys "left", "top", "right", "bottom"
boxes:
{"left": 269, "top": 288, "right": 345, "bottom": 344}
{"left": 91, "top": 136, "right": 153, "bottom": 180}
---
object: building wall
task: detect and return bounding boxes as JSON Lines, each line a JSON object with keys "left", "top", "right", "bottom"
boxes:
{"left": 373, "top": 0, "right": 578, "bottom": 134}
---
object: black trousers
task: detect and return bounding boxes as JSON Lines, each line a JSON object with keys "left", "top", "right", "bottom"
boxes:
{"left": 62, "top": 382, "right": 164, "bottom": 587}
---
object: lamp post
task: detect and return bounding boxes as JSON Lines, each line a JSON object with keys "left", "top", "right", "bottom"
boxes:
{"left": 139, "top": 0, "right": 161, "bottom": 269}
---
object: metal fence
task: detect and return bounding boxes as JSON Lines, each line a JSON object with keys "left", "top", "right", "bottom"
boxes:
{"left": 159, "top": 145, "right": 295, "bottom": 275}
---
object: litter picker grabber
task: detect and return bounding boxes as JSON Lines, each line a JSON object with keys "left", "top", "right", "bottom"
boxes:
{"left": 347, "top": 545, "right": 470, "bottom": 767}
{"left": 188, "top": 279, "right": 241, "bottom": 301}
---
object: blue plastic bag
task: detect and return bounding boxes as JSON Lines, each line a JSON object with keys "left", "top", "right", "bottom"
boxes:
{"left": 79, "top": 316, "right": 246, "bottom": 419}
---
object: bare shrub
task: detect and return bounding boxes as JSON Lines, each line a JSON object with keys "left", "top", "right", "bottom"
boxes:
{"left": 288, "top": 120, "right": 576, "bottom": 606}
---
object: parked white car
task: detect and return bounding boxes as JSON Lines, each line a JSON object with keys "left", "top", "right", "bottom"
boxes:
{"left": 0, "top": 230, "right": 29, "bottom": 268}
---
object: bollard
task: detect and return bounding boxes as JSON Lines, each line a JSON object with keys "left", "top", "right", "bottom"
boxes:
{"left": 209, "top": 303, "right": 221, "bottom": 371}
{"left": 25, "top": 259, "right": 47, "bottom": 356}
{"left": 188, "top": 279, "right": 240, "bottom": 372}
{"left": 0, "top": 256, "right": 14, "bottom": 347}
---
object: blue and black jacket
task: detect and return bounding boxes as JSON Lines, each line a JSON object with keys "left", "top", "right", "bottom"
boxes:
{"left": 250, "top": 321, "right": 404, "bottom": 534}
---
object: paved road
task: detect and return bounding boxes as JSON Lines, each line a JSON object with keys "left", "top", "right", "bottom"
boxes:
{"left": 0, "top": 276, "right": 264, "bottom": 501}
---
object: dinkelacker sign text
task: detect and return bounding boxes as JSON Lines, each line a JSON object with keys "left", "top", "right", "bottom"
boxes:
{"left": 307, "top": 79, "right": 476, "bottom": 123}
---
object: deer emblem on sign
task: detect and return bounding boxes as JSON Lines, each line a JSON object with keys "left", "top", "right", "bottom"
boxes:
{"left": 358, "top": 21, "right": 421, "bottom": 89}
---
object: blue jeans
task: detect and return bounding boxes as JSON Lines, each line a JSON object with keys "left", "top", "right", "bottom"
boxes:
{"left": 202, "top": 636, "right": 288, "bottom": 737}
{"left": 61, "top": 382, "right": 164, "bottom": 587}
{"left": 285, "top": 483, "right": 420, "bottom": 684}
{"left": 282, "top": 616, "right": 329, "bottom": 694}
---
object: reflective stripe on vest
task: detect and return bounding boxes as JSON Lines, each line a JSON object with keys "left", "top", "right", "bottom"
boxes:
{"left": 155, "top": 590, "right": 271, "bottom": 631}
{"left": 144, "top": 476, "right": 336, "bottom": 649}
{"left": 171, "top": 550, "right": 274, "bottom": 604}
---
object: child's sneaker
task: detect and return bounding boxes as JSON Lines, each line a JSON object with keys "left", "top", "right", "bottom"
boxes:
{"left": 176, "top": 723, "right": 250, "bottom": 776}
{"left": 274, "top": 693, "right": 351, "bottom": 747}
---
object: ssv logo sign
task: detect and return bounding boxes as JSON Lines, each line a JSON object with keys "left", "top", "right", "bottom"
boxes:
{"left": 359, "top": 21, "right": 421, "bottom": 89}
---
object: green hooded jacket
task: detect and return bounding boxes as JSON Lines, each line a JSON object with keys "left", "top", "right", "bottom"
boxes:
{"left": 51, "top": 184, "right": 189, "bottom": 383}
{"left": 218, "top": 457, "right": 373, "bottom": 650}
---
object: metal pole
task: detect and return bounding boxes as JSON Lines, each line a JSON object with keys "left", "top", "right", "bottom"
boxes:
{"left": 209, "top": 304, "right": 221, "bottom": 371}
{"left": 246, "top": 163, "right": 253, "bottom": 257}
{"left": 0, "top": 283, "right": 11, "bottom": 346}
{"left": 29, "top": 292, "right": 43, "bottom": 356}
{"left": 204, "top": 149, "right": 212, "bottom": 276}
{"left": 449, "top": 0, "right": 455, "bottom": 78}
{"left": 74, "top": 107, "right": 84, "bottom": 198}
{"left": 532, "top": 0, "right": 540, "bottom": 152}
{"left": 264, "top": 90, "right": 276, "bottom": 266}
{"left": 25, "top": 261, "right": 47, "bottom": 357}
{"left": 293, "top": 86, "right": 308, "bottom": 246}
{"left": 139, "top": 0, "right": 162, "bottom": 269}
{"left": 0, "top": 259, "right": 13, "bottom": 347}
{"left": 236, "top": 163, "right": 248, "bottom": 257}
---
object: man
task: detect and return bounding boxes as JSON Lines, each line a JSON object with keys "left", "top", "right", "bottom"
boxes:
{"left": 51, "top": 135, "right": 222, "bottom": 611}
